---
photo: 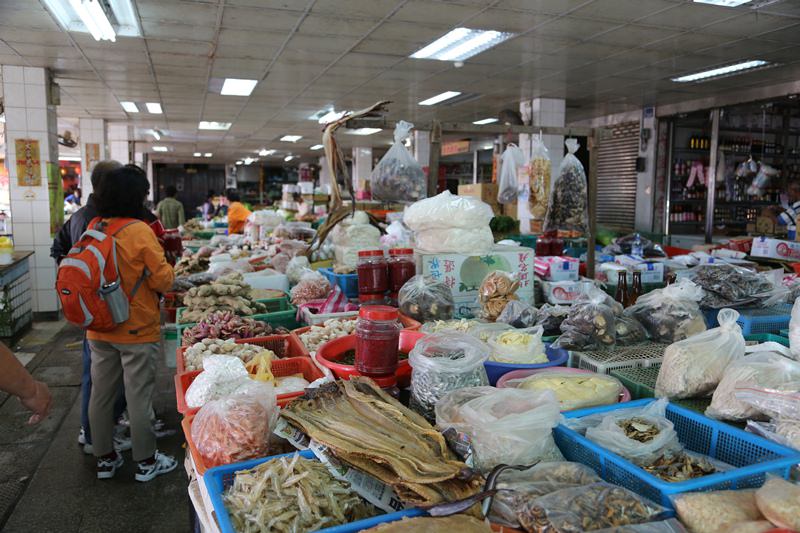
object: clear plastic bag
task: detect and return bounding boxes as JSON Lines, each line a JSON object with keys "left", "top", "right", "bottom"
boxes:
{"left": 408, "top": 331, "right": 490, "bottom": 420}
{"left": 552, "top": 287, "right": 617, "bottom": 350}
{"left": 398, "top": 274, "right": 455, "bottom": 323}
{"left": 790, "top": 297, "right": 800, "bottom": 361}
{"left": 747, "top": 162, "right": 778, "bottom": 197}
{"left": 289, "top": 268, "right": 331, "bottom": 305}
{"left": 755, "top": 476, "right": 800, "bottom": 530}
{"left": 522, "top": 482, "right": 668, "bottom": 532}
{"left": 403, "top": 190, "right": 494, "bottom": 231}
{"left": 370, "top": 120, "right": 426, "bottom": 202}
{"left": 466, "top": 321, "right": 513, "bottom": 343}
{"left": 497, "top": 144, "right": 525, "bottom": 204}
{"left": 535, "top": 303, "right": 571, "bottom": 335}
{"left": 487, "top": 326, "right": 547, "bottom": 364}
{"left": 497, "top": 300, "right": 537, "bottom": 328}
{"left": 615, "top": 315, "right": 648, "bottom": 346}
{"left": 591, "top": 520, "right": 688, "bottom": 533}
{"left": 528, "top": 135, "right": 551, "bottom": 221}
{"left": 435, "top": 386, "right": 563, "bottom": 472}
{"left": 507, "top": 371, "right": 623, "bottom": 411}
{"left": 655, "top": 308, "right": 745, "bottom": 399}
{"left": 413, "top": 226, "right": 494, "bottom": 254}
{"left": 191, "top": 385, "right": 278, "bottom": 469}
{"left": 185, "top": 355, "right": 271, "bottom": 408}
{"left": 624, "top": 279, "right": 706, "bottom": 343}
{"left": 689, "top": 263, "right": 786, "bottom": 309}
{"left": 285, "top": 255, "right": 310, "bottom": 285}
{"left": 672, "top": 490, "right": 761, "bottom": 533}
{"left": 479, "top": 270, "right": 520, "bottom": 321}
{"left": 543, "top": 138, "right": 588, "bottom": 234}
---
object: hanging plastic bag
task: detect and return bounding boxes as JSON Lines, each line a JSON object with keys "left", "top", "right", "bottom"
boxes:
{"left": 747, "top": 162, "right": 778, "bottom": 197}
{"left": 552, "top": 286, "right": 617, "bottom": 351}
{"left": 655, "top": 308, "right": 745, "bottom": 399}
{"left": 624, "top": 279, "right": 706, "bottom": 343}
{"left": 528, "top": 135, "right": 551, "bottom": 221}
{"left": 790, "top": 298, "right": 800, "bottom": 361}
{"left": 478, "top": 270, "right": 520, "bottom": 321}
{"left": 755, "top": 476, "right": 800, "bottom": 530}
{"left": 370, "top": 120, "right": 426, "bottom": 202}
{"left": 506, "top": 371, "right": 623, "bottom": 411}
{"left": 398, "top": 274, "right": 454, "bottom": 323}
{"left": 185, "top": 355, "right": 271, "bottom": 408}
{"left": 487, "top": 326, "right": 547, "bottom": 364}
{"left": 497, "top": 300, "right": 537, "bottom": 328}
{"left": 404, "top": 190, "right": 494, "bottom": 231}
{"left": 435, "top": 387, "right": 563, "bottom": 471}
{"left": 191, "top": 385, "right": 278, "bottom": 469}
{"left": 543, "top": 138, "right": 588, "bottom": 234}
{"left": 497, "top": 144, "right": 525, "bottom": 204}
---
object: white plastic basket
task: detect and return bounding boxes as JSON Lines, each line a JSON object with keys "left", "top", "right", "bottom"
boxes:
{"left": 571, "top": 343, "right": 665, "bottom": 374}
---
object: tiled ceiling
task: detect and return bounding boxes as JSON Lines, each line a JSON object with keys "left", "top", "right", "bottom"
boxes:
{"left": 0, "top": 0, "right": 799, "bottom": 163}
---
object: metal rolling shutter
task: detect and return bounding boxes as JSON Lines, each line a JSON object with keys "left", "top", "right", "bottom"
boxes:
{"left": 596, "top": 122, "right": 639, "bottom": 232}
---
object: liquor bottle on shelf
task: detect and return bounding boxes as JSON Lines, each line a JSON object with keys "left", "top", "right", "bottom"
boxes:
{"left": 615, "top": 271, "right": 630, "bottom": 307}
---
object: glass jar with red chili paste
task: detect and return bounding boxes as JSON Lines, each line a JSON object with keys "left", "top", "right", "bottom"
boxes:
{"left": 355, "top": 305, "right": 401, "bottom": 377}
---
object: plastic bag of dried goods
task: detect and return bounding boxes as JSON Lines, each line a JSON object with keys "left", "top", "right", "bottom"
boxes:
{"left": 413, "top": 226, "right": 494, "bottom": 254}
{"left": 543, "top": 138, "right": 588, "bottom": 234}
{"left": 487, "top": 326, "right": 547, "bottom": 364}
{"left": 370, "top": 120, "right": 425, "bottom": 202}
{"left": 497, "top": 143, "right": 526, "bottom": 204}
{"left": 534, "top": 303, "right": 570, "bottom": 335}
{"left": 506, "top": 371, "right": 623, "bottom": 411}
{"left": 624, "top": 278, "right": 706, "bottom": 343}
{"left": 404, "top": 190, "right": 494, "bottom": 231}
{"left": 615, "top": 315, "right": 648, "bottom": 345}
{"left": 466, "top": 321, "right": 513, "bottom": 343}
{"left": 707, "top": 343, "right": 800, "bottom": 421}
{"left": 672, "top": 490, "right": 761, "bottom": 533}
{"left": 185, "top": 355, "right": 270, "bottom": 408}
{"left": 436, "top": 386, "right": 563, "bottom": 472}
{"left": 591, "top": 520, "right": 689, "bottom": 533}
{"left": 496, "top": 300, "right": 537, "bottom": 328}
{"left": 289, "top": 268, "right": 331, "bottom": 305}
{"left": 689, "top": 263, "right": 788, "bottom": 309}
{"left": 479, "top": 270, "right": 520, "bottom": 321}
{"left": 552, "top": 286, "right": 617, "bottom": 351}
{"left": 285, "top": 255, "right": 311, "bottom": 286}
{"left": 528, "top": 135, "right": 551, "bottom": 221}
{"left": 568, "top": 399, "right": 682, "bottom": 466}
{"left": 398, "top": 274, "right": 454, "bottom": 323}
{"left": 191, "top": 384, "right": 278, "bottom": 469}
{"left": 655, "top": 308, "right": 745, "bottom": 399}
{"left": 755, "top": 476, "right": 800, "bottom": 530}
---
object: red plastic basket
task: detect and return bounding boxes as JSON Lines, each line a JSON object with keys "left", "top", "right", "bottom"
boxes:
{"left": 292, "top": 312, "right": 421, "bottom": 355}
{"left": 175, "top": 356, "right": 323, "bottom": 416}
{"left": 176, "top": 333, "right": 308, "bottom": 374}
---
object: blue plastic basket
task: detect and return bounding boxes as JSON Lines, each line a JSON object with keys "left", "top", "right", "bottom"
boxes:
{"left": 319, "top": 267, "right": 359, "bottom": 299}
{"left": 736, "top": 304, "right": 792, "bottom": 335}
{"left": 484, "top": 344, "right": 569, "bottom": 386}
{"left": 204, "top": 450, "right": 425, "bottom": 533}
{"left": 554, "top": 399, "right": 800, "bottom": 509}
{"left": 703, "top": 308, "right": 720, "bottom": 328}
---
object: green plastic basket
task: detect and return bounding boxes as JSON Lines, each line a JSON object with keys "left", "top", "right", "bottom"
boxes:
{"left": 780, "top": 329, "right": 789, "bottom": 338}
{"left": 507, "top": 234, "right": 537, "bottom": 249}
{"left": 191, "top": 230, "right": 215, "bottom": 240}
{"left": 745, "top": 333, "right": 789, "bottom": 348}
{"left": 610, "top": 366, "right": 659, "bottom": 400}
{"left": 176, "top": 297, "right": 298, "bottom": 344}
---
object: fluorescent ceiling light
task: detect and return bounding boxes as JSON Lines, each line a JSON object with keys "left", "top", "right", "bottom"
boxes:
{"left": 243, "top": 157, "right": 255, "bottom": 165}
{"left": 419, "top": 91, "right": 461, "bottom": 106}
{"left": 152, "top": 146, "right": 168, "bottom": 152}
{"left": 310, "top": 144, "right": 324, "bottom": 150}
{"left": 280, "top": 135, "right": 302, "bottom": 142}
{"left": 59, "top": 155, "right": 82, "bottom": 162}
{"left": 672, "top": 59, "right": 771, "bottom": 82}
{"left": 198, "top": 121, "right": 231, "bottom": 130}
{"left": 204, "top": 153, "right": 213, "bottom": 157}
{"left": 284, "top": 155, "right": 294, "bottom": 162}
{"left": 411, "top": 28, "right": 515, "bottom": 62}
{"left": 220, "top": 78, "right": 258, "bottom": 96}
{"left": 346, "top": 128, "right": 382, "bottom": 135}
{"left": 68, "top": 0, "right": 115, "bottom": 41}
{"left": 258, "top": 149, "right": 275, "bottom": 156}
{"left": 120, "top": 101, "right": 138, "bottom": 113}
{"left": 193, "top": 152, "right": 202, "bottom": 157}
{"left": 145, "top": 102, "right": 162, "bottom": 114}
{"left": 235, "top": 160, "right": 243, "bottom": 165}
{"left": 150, "top": 129, "right": 161, "bottom": 141}
{"left": 693, "top": 0, "right": 752, "bottom": 6}
{"left": 473, "top": 117, "right": 498, "bottom": 125}
{"left": 44, "top": 0, "right": 141, "bottom": 39}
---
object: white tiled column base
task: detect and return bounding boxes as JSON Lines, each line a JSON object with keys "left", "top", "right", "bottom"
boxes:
{"left": 352, "top": 147, "right": 372, "bottom": 194}
{"left": 533, "top": 98, "right": 566, "bottom": 173}
{"left": 2, "top": 65, "right": 60, "bottom": 313}
{"left": 79, "top": 117, "right": 107, "bottom": 199}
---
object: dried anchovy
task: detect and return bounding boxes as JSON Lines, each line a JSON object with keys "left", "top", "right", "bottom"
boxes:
{"left": 223, "top": 454, "right": 376, "bottom": 533}
{"left": 410, "top": 348, "right": 487, "bottom": 421}
{"left": 691, "top": 264, "right": 775, "bottom": 308}
{"left": 643, "top": 453, "right": 717, "bottom": 483}
{"left": 617, "top": 417, "right": 660, "bottom": 443}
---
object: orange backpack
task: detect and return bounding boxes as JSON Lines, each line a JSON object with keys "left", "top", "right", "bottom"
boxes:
{"left": 56, "top": 217, "right": 147, "bottom": 331}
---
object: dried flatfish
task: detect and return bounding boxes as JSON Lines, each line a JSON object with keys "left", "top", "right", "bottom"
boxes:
{"left": 617, "top": 417, "right": 660, "bottom": 443}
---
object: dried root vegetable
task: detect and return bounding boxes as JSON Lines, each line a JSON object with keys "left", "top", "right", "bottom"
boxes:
{"left": 223, "top": 453, "right": 376, "bottom": 533}
{"left": 183, "top": 338, "right": 270, "bottom": 372}
{"left": 298, "top": 318, "right": 357, "bottom": 354}
{"left": 179, "top": 273, "right": 267, "bottom": 323}
{"left": 181, "top": 311, "right": 285, "bottom": 347}
{"left": 478, "top": 271, "right": 520, "bottom": 322}
{"left": 174, "top": 255, "right": 210, "bottom": 277}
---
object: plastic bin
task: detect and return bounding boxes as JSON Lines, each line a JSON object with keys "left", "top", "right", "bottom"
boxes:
{"left": 572, "top": 343, "right": 665, "bottom": 375}
{"left": 703, "top": 308, "right": 720, "bottom": 329}
{"left": 745, "top": 333, "right": 789, "bottom": 348}
{"left": 204, "top": 450, "right": 425, "bottom": 533}
{"left": 735, "top": 304, "right": 793, "bottom": 335}
{"left": 507, "top": 234, "right": 537, "bottom": 249}
{"left": 554, "top": 399, "right": 800, "bottom": 509}
{"left": 319, "top": 267, "right": 359, "bottom": 299}
{"left": 175, "top": 356, "right": 323, "bottom": 415}
{"left": 483, "top": 345, "right": 569, "bottom": 386}
{"left": 176, "top": 333, "right": 306, "bottom": 373}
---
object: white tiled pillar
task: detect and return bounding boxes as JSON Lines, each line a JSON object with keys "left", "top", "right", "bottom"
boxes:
{"left": 413, "top": 130, "right": 430, "bottom": 168}
{"left": 352, "top": 146, "right": 372, "bottom": 196}
{"left": 1, "top": 65, "right": 60, "bottom": 314}
{"left": 108, "top": 123, "right": 132, "bottom": 164}
{"left": 78, "top": 117, "right": 107, "bottom": 199}
{"left": 636, "top": 108, "right": 657, "bottom": 232}
{"left": 532, "top": 98, "right": 566, "bottom": 173}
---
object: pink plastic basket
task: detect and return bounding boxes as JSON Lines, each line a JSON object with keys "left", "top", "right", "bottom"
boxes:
{"left": 496, "top": 366, "right": 631, "bottom": 407}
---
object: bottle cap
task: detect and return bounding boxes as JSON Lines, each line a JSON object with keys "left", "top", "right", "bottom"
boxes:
{"left": 359, "top": 305, "right": 399, "bottom": 321}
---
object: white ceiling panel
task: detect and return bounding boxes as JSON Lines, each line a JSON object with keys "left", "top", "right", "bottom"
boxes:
{"left": 137, "top": 0, "right": 220, "bottom": 26}
{"left": 221, "top": 7, "right": 303, "bottom": 32}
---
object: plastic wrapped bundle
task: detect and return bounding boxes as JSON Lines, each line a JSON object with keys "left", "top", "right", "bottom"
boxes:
{"left": 689, "top": 263, "right": 785, "bottom": 308}
{"left": 528, "top": 135, "right": 551, "bottom": 221}
{"left": 543, "top": 138, "right": 588, "bottom": 234}
{"left": 497, "top": 144, "right": 525, "bottom": 204}
{"left": 404, "top": 190, "right": 494, "bottom": 231}
{"left": 552, "top": 287, "right": 617, "bottom": 351}
{"left": 487, "top": 326, "right": 547, "bottom": 364}
{"left": 370, "top": 120, "right": 426, "bottom": 202}
{"left": 624, "top": 279, "right": 706, "bottom": 343}
{"left": 398, "top": 275, "right": 454, "bottom": 323}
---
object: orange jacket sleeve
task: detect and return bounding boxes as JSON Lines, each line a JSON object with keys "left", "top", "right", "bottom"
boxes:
{"left": 137, "top": 223, "right": 174, "bottom": 293}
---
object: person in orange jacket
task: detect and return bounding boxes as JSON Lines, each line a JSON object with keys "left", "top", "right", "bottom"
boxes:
{"left": 87, "top": 164, "right": 177, "bottom": 482}
{"left": 225, "top": 189, "right": 251, "bottom": 234}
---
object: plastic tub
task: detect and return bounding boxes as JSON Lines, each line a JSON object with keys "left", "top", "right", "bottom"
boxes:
{"left": 496, "top": 366, "right": 632, "bottom": 405}
{"left": 176, "top": 333, "right": 306, "bottom": 374}
{"left": 315, "top": 330, "right": 425, "bottom": 388}
{"left": 319, "top": 267, "right": 359, "bottom": 299}
{"left": 483, "top": 345, "right": 569, "bottom": 386}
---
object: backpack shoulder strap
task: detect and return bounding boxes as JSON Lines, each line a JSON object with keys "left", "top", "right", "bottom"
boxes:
{"left": 109, "top": 218, "right": 144, "bottom": 236}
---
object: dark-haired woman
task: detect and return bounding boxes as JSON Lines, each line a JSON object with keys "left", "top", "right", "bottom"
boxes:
{"left": 201, "top": 190, "right": 216, "bottom": 221}
{"left": 225, "top": 188, "right": 251, "bottom": 234}
{"left": 87, "top": 164, "right": 176, "bottom": 482}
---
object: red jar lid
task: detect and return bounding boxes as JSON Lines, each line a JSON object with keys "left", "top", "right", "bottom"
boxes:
{"left": 358, "top": 249, "right": 384, "bottom": 257}
{"left": 389, "top": 248, "right": 413, "bottom": 255}
{"left": 359, "top": 305, "right": 399, "bottom": 321}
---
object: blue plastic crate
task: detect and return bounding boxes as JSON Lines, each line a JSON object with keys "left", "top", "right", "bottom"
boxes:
{"left": 703, "top": 308, "right": 720, "bottom": 328}
{"left": 204, "top": 450, "right": 425, "bottom": 533}
{"left": 736, "top": 304, "right": 792, "bottom": 335}
{"left": 781, "top": 328, "right": 789, "bottom": 338}
{"left": 554, "top": 399, "right": 800, "bottom": 509}
{"left": 319, "top": 267, "right": 359, "bottom": 299}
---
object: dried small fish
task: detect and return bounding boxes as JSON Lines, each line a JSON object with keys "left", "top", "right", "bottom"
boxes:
{"left": 617, "top": 417, "right": 660, "bottom": 443}
{"left": 643, "top": 452, "right": 718, "bottom": 483}
{"left": 223, "top": 453, "right": 376, "bottom": 533}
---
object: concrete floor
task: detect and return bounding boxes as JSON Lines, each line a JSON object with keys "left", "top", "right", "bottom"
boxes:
{"left": 0, "top": 320, "right": 189, "bottom": 533}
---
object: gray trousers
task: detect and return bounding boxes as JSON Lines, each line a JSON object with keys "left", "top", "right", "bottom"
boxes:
{"left": 88, "top": 340, "right": 158, "bottom": 461}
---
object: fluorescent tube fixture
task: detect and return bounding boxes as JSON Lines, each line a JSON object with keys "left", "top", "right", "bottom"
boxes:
{"left": 193, "top": 152, "right": 202, "bottom": 157}
{"left": 310, "top": 144, "right": 324, "bottom": 150}
{"left": 220, "top": 78, "right": 258, "bottom": 96}
{"left": 473, "top": 118, "right": 498, "bottom": 125}
{"left": 204, "top": 153, "right": 213, "bottom": 157}
{"left": 243, "top": 157, "right": 255, "bottom": 165}
{"left": 693, "top": 0, "right": 752, "bottom": 6}
{"left": 150, "top": 129, "right": 161, "bottom": 141}
{"left": 44, "top": 0, "right": 141, "bottom": 39}
{"left": 145, "top": 102, "right": 162, "bottom": 114}
{"left": 346, "top": 128, "right": 382, "bottom": 135}
{"left": 152, "top": 146, "right": 168, "bottom": 152}
{"left": 258, "top": 149, "right": 275, "bottom": 156}
{"left": 120, "top": 101, "right": 138, "bottom": 113}
{"left": 235, "top": 160, "right": 243, "bottom": 165}
{"left": 419, "top": 91, "right": 461, "bottom": 106}
{"left": 199, "top": 121, "right": 231, "bottom": 130}
{"left": 672, "top": 60, "right": 771, "bottom": 82}
{"left": 411, "top": 28, "right": 515, "bottom": 62}
{"left": 280, "top": 135, "right": 302, "bottom": 142}
{"left": 284, "top": 155, "right": 294, "bottom": 162}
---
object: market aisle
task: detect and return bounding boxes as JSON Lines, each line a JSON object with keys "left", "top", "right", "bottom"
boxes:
{"left": 0, "top": 321, "right": 189, "bottom": 533}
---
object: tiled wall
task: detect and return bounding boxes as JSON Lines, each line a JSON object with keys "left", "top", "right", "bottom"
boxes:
{"left": 2, "top": 65, "right": 59, "bottom": 313}
{"left": 79, "top": 117, "right": 107, "bottom": 199}
{"left": 108, "top": 123, "right": 131, "bottom": 164}
{"left": 532, "top": 98, "right": 566, "bottom": 173}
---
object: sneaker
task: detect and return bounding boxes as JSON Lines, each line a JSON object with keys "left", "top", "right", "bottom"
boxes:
{"left": 97, "top": 453, "right": 123, "bottom": 480}
{"left": 78, "top": 428, "right": 87, "bottom": 445}
{"left": 135, "top": 451, "right": 177, "bottom": 482}
{"left": 83, "top": 435, "right": 132, "bottom": 455}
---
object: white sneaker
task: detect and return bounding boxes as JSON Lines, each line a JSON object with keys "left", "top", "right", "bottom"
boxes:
{"left": 78, "top": 428, "right": 87, "bottom": 445}
{"left": 135, "top": 451, "right": 177, "bottom": 482}
{"left": 97, "top": 453, "right": 123, "bottom": 480}
{"left": 83, "top": 435, "right": 132, "bottom": 455}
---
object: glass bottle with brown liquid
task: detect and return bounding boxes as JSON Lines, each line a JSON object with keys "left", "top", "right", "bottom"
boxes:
{"left": 615, "top": 271, "right": 630, "bottom": 307}
{"left": 630, "top": 271, "right": 643, "bottom": 305}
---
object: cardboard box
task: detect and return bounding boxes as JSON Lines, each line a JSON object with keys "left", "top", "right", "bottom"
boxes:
{"left": 535, "top": 256, "right": 579, "bottom": 281}
{"left": 416, "top": 246, "right": 535, "bottom": 303}
{"left": 458, "top": 183, "right": 498, "bottom": 204}
{"left": 611, "top": 256, "right": 665, "bottom": 284}
{"left": 541, "top": 279, "right": 595, "bottom": 305}
{"left": 750, "top": 237, "right": 800, "bottom": 262}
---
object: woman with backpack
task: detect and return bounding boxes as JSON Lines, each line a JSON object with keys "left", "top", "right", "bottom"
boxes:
{"left": 84, "top": 164, "right": 177, "bottom": 481}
